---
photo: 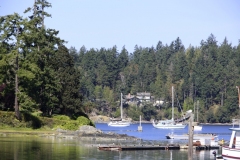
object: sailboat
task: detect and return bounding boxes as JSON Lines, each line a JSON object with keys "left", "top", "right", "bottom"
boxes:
{"left": 152, "top": 86, "right": 186, "bottom": 129}
{"left": 194, "top": 101, "right": 203, "bottom": 131}
{"left": 108, "top": 93, "right": 130, "bottom": 127}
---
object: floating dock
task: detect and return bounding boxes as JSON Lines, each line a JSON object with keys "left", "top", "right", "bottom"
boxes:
{"left": 98, "top": 145, "right": 179, "bottom": 151}
{"left": 98, "top": 144, "right": 220, "bottom": 151}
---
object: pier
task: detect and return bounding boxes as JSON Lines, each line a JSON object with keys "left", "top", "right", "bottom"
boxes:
{"left": 98, "top": 144, "right": 220, "bottom": 151}
{"left": 98, "top": 144, "right": 180, "bottom": 151}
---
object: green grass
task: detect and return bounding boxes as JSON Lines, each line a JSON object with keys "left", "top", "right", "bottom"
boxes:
{"left": 0, "top": 111, "right": 95, "bottom": 131}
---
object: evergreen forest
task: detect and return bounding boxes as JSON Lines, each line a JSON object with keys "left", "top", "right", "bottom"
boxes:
{"left": 1, "top": 0, "right": 240, "bottom": 124}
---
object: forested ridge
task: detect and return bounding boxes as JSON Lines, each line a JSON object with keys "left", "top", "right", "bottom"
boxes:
{"left": 1, "top": 1, "right": 240, "bottom": 124}
{"left": 70, "top": 36, "right": 240, "bottom": 123}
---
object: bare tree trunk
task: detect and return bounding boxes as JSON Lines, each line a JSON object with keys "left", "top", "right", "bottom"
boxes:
{"left": 14, "top": 51, "right": 21, "bottom": 120}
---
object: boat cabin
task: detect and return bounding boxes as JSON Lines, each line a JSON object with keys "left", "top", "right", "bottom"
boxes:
{"left": 222, "top": 119, "right": 240, "bottom": 159}
{"left": 229, "top": 128, "right": 240, "bottom": 148}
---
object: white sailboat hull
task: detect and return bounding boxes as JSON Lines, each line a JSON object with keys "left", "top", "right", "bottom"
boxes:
{"left": 194, "top": 125, "right": 203, "bottom": 131}
{"left": 152, "top": 121, "right": 186, "bottom": 129}
{"left": 108, "top": 121, "right": 130, "bottom": 127}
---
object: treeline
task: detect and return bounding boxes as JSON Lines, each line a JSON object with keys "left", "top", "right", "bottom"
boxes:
{"left": 0, "top": 1, "right": 83, "bottom": 120}
{"left": 69, "top": 36, "right": 240, "bottom": 123}
{"left": 1, "top": 1, "right": 240, "bottom": 123}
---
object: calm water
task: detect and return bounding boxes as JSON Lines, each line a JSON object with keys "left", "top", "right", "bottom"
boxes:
{"left": 0, "top": 123, "right": 233, "bottom": 160}
{"left": 95, "top": 123, "right": 232, "bottom": 141}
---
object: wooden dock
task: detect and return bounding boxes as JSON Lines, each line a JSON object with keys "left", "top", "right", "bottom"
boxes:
{"left": 98, "top": 145, "right": 180, "bottom": 151}
{"left": 98, "top": 144, "right": 220, "bottom": 151}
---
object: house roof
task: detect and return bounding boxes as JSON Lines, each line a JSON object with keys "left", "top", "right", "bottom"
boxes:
{"left": 136, "top": 92, "right": 151, "bottom": 96}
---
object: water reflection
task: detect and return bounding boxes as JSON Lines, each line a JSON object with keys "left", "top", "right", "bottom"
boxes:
{"left": 0, "top": 135, "right": 219, "bottom": 160}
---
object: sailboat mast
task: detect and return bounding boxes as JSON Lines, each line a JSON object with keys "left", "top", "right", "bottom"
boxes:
{"left": 194, "top": 102, "right": 196, "bottom": 121}
{"left": 172, "top": 86, "right": 174, "bottom": 121}
{"left": 121, "top": 93, "right": 123, "bottom": 119}
{"left": 237, "top": 86, "right": 240, "bottom": 118}
{"left": 197, "top": 100, "right": 199, "bottom": 122}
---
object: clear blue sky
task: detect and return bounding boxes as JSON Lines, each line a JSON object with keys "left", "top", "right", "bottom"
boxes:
{"left": 1, "top": 0, "right": 240, "bottom": 53}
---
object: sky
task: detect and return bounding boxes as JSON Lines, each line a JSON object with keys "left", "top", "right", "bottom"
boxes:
{"left": 1, "top": 0, "right": 240, "bottom": 53}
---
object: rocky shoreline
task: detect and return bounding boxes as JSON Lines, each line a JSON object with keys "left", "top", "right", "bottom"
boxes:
{"left": 0, "top": 125, "right": 140, "bottom": 143}
{"left": 55, "top": 125, "right": 140, "bottom": 142}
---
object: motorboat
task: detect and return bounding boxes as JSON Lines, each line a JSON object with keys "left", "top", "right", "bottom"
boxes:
{"left": 222, "top": 119, "right": 240, "bottom": 159}
{"left": 166, "top": 132, "right": 218, "bottom": 146}
{"left": 166, "top": 133, "right": 217, "bottom": 140}
{"left": 222, "top": 86, "right": 240, "bottom": 159}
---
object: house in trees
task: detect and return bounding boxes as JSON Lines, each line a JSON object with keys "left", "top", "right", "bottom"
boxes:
{"left": 125, "top": 93, "right": 137, "bottom": 102}
{"left": 124, "top": 92, "right": 155, "bottom": 106}
{"left": 136, "top": 92, "right": 152, "bottom": 102}
{"left": 153, "top": 99, "right": 165, "bottom": 107}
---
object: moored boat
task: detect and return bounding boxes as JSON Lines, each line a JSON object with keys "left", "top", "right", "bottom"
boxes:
{"left": 152, "top": 119, "right": 186, "bottom": 129}
{"left": 108, "top": 118, "right": 130, "bottom": 127}
{"left": 222, "top": 119, "right": 240, "bottom": 160}
{"left": 194, "top": 125, "right": 203, "bottom": 131}
{"left": 222, "top": 86, "right": 240, "bottom": 159}
{"left": 167, "top": 132, "right": 218, "bottom": 146}
{"left": 108, "top": 93, "right": 131, "bottom": 127}
{"left": 152, "top": 86, "right": 187, "bottom": 129}
{"left": 166, "top": 133, "right": 217, "bottom": 140}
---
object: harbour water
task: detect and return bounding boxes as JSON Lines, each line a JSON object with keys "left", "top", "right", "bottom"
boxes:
{"left": 0, "top": 123, "right": 233, "bottom": 160}
{"left": 95, "top": 123, "right": 232, "bottom": 141}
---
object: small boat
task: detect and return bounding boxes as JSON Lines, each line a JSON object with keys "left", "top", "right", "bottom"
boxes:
{"left": 194, "top": 125, "right": 203, "bottom": 131}
{"left": 108, "top": 93, "right": 130, "bottom": 127}
{"left": 166, "top": 133, "right": 217, "bottom": 140}
{"left": 222, "top": 86, "right": 240, "bottom": 159}
{"left": 152, "top": 86, "right": 187, "bottom": 129}
{"left": 221, "top": 119, "right": 240, "bottom": 159}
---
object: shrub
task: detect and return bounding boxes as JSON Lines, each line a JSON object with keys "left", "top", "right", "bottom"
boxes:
{"left": 0, "top": 111, "right": 95, "bottom": 130}
{"left": 52, "top": 115, "right": 71, "bottom": 121}
{"left": 76, "top": 116, "right": 91, "bottom": 125}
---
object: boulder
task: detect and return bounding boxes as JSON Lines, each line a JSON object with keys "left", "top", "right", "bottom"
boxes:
{"left": 78, "top": 125, "right": 102, "bottom": 134}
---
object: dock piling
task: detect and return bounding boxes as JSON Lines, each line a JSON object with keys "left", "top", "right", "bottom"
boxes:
{"left": 188, "top": 113, "right": 194, "bottom": 160}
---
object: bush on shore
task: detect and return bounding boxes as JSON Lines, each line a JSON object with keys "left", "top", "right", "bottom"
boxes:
{"left": 0, "top": 111, "right": 95, "bottom": 131}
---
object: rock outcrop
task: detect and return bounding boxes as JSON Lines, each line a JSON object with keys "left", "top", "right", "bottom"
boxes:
{"left": 56, "top": 125, "right": 139, "bottom": 142}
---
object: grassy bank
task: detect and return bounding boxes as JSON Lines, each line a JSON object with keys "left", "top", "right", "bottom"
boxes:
{"left": 0, "top": 111, "right": 94, "bottom": 131}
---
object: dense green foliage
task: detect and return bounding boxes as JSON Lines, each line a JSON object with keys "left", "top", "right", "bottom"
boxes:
{"left": 0, "top": 111, "right": 93, "bottom": 130}
{"left": 1, "top": 1, "right": 240, "bottom": 124}
{"left": 72, "top": 36, "right": 240, "bottom": 123}
{"left": 0, "top": 0, "right": 89, "bottom": 126}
